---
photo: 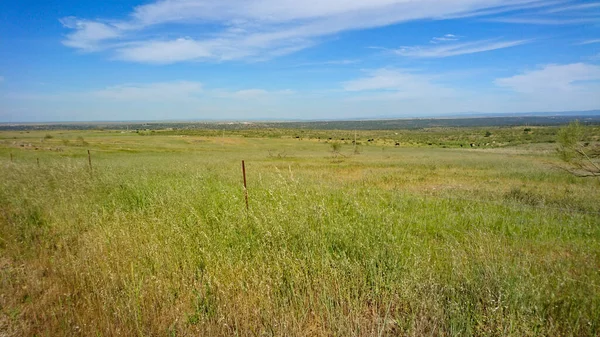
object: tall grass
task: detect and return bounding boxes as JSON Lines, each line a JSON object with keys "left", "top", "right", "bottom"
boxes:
{"left": 1, "top": 132, "right": 599, "bottom": 336}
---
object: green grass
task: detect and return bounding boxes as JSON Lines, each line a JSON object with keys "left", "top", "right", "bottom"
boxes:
{"left": 1, "top": 128, "right": 599, "bottom": 336}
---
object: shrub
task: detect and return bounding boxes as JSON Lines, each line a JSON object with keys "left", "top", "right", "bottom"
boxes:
{"left": 77, "top": 136, "right": 89, "bottom": 146}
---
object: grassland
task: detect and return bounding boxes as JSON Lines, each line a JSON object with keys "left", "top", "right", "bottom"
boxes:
{"left": 1, "top": 125, "right": 599, "bottom": 336}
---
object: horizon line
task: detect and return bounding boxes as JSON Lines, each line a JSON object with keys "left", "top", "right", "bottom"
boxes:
{"left": 2, "top": 110, "right": 600, "bottom": 125}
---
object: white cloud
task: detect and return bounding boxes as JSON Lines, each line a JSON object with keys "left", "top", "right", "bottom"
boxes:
{"left": 430, "top": 34, "right": 460, "bottom": 43}
{"left": 541, "top": 2, "right": 600, "bottom": 14}
{"left": 232, "top": 89, "right": 269, "bottom": 98}
{"left": 91, "top": 81, "right": 203, "bottom": 101}
{"left": 61, "top": 0, "right": 544, "bottom": 63}
{"left": 130, "top": 0, "right": 411, "bottom": 25}
{"left": 2, "top": 80, "right": 305, "bottom": 121}
{"left": 115, "top": 33, "right": 315, "bottom": 63}
{"left": 395, "top": 39, "right": 529, "bottom": 58}
{"left": 89, "top": 82, "right": 295, "bottom": 102}
{"left": 489, "top": 63, "right": 600, "bottom": 114}
{"left": 578, "top": 39, "right": 600, "bottom": 45}
{"left": 340, "top": 64, "right": 600, "bottom": 112}
{"left": 324, "top": 59, "right": 360, "bottom": 65}
{"left": 438, "top": 0, "right": 563, "bottom": 19}
{"left": 213, "top": 88, "right": 296, "bottom": 99}
{"left": 9, "top": 81, "right": 294, "bottom": 103}
{"left": 487, "top": 17, "right": 599, "bottom": 25}
{"left": 60, "top": 17, "right": 121, "bottom": 51}
{"left": 343, "top": 68, "right": 457, "bottom": 99}
{"left": 292, "top": 59, "right": 360, "bottom": 67}
{"left": 477, "top": 1, "right": 600, "bottom": 25}
{"left": 116, "top": 39, "right": 217, "bottom": 64}
{"left": 495, "top": 63, "right": 600, "bottom": 94}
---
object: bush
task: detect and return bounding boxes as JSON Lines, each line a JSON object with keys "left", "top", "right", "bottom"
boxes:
{"left": 555, "top": 120, "right": 599, "bottom": 177}
{"left": 330, "top": 142, "right": 342, "bottom": 153}
{"left": 77, "top": 136, "right": 89, "bottom": 146}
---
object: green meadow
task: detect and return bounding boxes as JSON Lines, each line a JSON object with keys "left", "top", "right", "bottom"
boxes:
{"left": 1, "top": 126, "right": 599, "bottom": 336}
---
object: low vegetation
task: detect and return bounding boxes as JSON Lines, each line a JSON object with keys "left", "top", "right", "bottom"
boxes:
{"left": 1, "top": 124, "right": 599, "bottom": 336}
{"left": 556, "top": 121, "right": 600, "bottom": 177}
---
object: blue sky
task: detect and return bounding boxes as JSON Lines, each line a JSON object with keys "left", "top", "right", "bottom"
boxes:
{"left": 1, "top": 0, "right": 599, "bottom": 122}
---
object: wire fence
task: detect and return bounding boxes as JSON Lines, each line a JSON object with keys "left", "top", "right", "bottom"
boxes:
{"left": 4, "top": 150, "right": 600, "bottom": 217}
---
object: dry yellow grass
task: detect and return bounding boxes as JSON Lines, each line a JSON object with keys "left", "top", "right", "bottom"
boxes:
{"left": 1, "top": 127, "right": 599, "bottom": 336}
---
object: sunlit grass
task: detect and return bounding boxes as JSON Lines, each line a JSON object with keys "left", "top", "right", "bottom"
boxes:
{"left": 1, "top": 128, "right": 599, "bottom": 336}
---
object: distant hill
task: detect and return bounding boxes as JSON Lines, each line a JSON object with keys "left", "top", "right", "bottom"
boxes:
{"left": 1, "top": 113, "right": 599, "bottom": 131}
{"left": 424, "top": 110, "right": 600, "bottom": 119}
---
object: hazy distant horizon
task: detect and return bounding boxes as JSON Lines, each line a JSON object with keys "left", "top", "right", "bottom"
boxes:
{"left": 2, "top": 110, "right": 600, "bottom": 125}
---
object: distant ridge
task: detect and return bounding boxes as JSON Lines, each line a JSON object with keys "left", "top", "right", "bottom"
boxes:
{"left": 421, "top": 110, "right": 600, "bottom": 119}
{"left": 315, "top": 110, "right": 600, "bottom": 122}
{"left": 1, "top": 112, "right": 600, "bottom": 131}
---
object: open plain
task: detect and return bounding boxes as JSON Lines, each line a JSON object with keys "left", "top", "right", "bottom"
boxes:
{"left": 1, "top": 124, "right": 599, "bottom": 336}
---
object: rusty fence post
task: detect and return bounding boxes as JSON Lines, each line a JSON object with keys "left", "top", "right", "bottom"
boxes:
{"left": 88, "top": 150, "right": 93, "bottom": 176}
{"left": 242, "top": 160, "right": 249, "bottom": 211}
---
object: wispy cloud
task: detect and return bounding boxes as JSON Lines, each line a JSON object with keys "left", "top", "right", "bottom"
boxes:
{"left": 491, "top": 63, "right": 600, "bottom": 112}
{"left": 115, "top": 39, "right": 223, "bottom": 64}
{"left": 339, "top": 64, "right": 600, "bottom": 112}
{"left": 479, "top": 0, "right": 600, "bottom": 25}
{"left": 60, "top": 17, "right": 121, "bottom": 51}
{"left": 2, "top": 81, "right": 300, "bottom": 121}
{"left": 495, "top": 63, "right": 600, "bottom": 94}
{"left": 213, "top": 88, "right": 295, "bottom": 99}
{"left": 578, "top": 39, "right": 600, "bottom": 45}
{"left": 430, "top": 34, "right": 460, "bottom": 44}
{"left": 541, "top": 2, "right": 600, "bottom": 14}
{"left": 486, "top": 17, "right": 599, "bottom": 25}
{"left": 292, "top": 59, "right": 360, "bottom": 67}
{"left": 10, "top": 81, "right": 295, "bottom": 103}
{"left": 395, "top": 39, "right": 529, "bottom": 58}
{"left": 60, "top": 0, "right": 546, "bottom": 64}
{"left": 438, "top": 0, "right": 564, "bottom": 19}
{"left": 488, "top": 1, "right": 600, "bottom": 25}
{"left": 342, "top": 68, "right": 457, "bottom": 100}
{"left": 91, "top": 81, "right": 204, "bottom": 101}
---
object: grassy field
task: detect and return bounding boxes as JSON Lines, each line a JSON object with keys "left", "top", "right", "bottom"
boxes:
{"left": 1, "top": 126, "right": 599, "bottom": 336}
